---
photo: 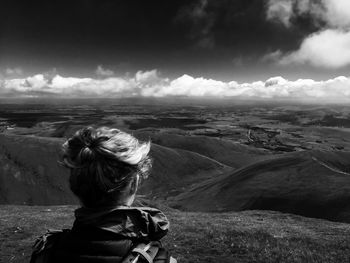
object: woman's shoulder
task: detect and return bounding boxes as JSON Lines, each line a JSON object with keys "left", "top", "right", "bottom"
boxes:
{"left": 30, "top": 229, "right": 177, "bottom": 263}
{"left": 31, "top": 228, "right": 134, "bottom": 263}
{"left": 30, "top": 229, "right": 71, "bottom": 263}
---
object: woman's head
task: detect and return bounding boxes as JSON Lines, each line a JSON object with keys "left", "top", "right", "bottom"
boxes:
{"left": 61, "top": 126, "right": 152, "bottom": 208}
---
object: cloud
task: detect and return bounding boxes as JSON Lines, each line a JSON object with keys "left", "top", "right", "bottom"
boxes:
{"left": 266, "top": 0, "right": 294, "bottom": 27}
{"left": 262, "top": 50, "right": 283, "bottom": 63}
{"left": 175, "top": 0, "right": 216, "bottom": 49}
{"left": 146, "top": 74, "right": 230, "bottom": 97}
{"left": 265, "top": 0, "right": 343, "bottom": 29}
{"left": 320, "top": 0, "right": 350, "bottom": 28}
{"left": 95, "top": 65, "right": 114, "bottom": 77}
{"left": 2, "top": 70, "right": 350, "bottom": 102}
{"left": 4, "top": 67, "right": 23, "bottom": 76}
{"left": 265, "top": 0, "right": 350, "bottom": 68}
{"left": 265, "top": 0, "right": 315, "bottom": 28}
{"left": 279, "top": 29, "right": 350, "bottom": 68}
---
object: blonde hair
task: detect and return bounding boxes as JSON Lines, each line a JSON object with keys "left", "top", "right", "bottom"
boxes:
{"left": 61, "top": 126, "right": 152, "bottom": 207}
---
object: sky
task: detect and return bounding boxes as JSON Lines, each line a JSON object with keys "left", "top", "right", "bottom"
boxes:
{"left": 1, "top": 0, "right": 350, "bottom": 101}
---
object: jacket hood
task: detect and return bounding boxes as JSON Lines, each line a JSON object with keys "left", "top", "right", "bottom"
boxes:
{"left": 73, "top": 206, "right": 169, "bottom": 241}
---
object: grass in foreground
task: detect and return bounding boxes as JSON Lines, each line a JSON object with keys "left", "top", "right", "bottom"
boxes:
{"left": 1, "top": 205, "right": 350, "bottom": 263}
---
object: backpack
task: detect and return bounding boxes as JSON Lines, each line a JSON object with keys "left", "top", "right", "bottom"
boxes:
{"left": 30, "top": 229, "right": 177, "bottom": 263}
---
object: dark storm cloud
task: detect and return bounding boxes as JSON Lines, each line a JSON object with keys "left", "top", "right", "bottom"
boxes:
{"left": 174, "top": 0, "right": 216, "bottom": 49}
{"left": 0, "top": 0, "right": 331, "bottom": 80}
{"left": 0, "top": 0, "right": 310, "bottom": 54}
{"left": 173, "top": 0, "right": 315, "bottom": 52}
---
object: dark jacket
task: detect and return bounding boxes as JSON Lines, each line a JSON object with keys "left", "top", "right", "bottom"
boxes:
{"left": 33, "top": 206, "right": 171, "bottom": 263}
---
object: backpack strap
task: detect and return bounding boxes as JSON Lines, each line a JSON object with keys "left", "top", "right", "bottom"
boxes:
{"left": 121, "top": 241, "right": 160, "bottom": 263}
{"left": 153, "top": 247, "right": 177, "bottom": 263}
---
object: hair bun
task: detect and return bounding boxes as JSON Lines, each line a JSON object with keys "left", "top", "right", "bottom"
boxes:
{"left": 79, "top": 145, "right": 95, "bottom": 163}
{"left": 62, "top": 127, "right": 100, "bottom": 167}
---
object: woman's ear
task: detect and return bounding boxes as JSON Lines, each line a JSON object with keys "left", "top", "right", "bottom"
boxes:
{"left": 129, "top": 174, "right": 139, "bottom": 195}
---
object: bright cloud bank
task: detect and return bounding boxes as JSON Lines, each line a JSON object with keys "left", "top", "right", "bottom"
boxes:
{"left": 1, "top": 70, "right": 350, "bottom": 103}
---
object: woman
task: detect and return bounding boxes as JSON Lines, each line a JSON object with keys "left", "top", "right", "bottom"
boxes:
{"left": 31, "top": 126, "right": 175, "bottom": 263}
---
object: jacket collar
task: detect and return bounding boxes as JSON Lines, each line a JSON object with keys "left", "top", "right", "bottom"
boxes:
{"left": 73, "top": 206, "right": 169, "bottom": 241}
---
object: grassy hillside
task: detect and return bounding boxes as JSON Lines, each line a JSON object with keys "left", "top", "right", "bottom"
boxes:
{"left": 0, "top": 134, "right": 75, "bottom": 205}
{"left": 2, "top": 205, "right": 350, "bottom": 263}
{"left": 141, "top": 143, "right": 232, "bottom": 197}
{"left": 172, "top": 150, "right": 350, "bottom": 222}
{"left": 134, "top": 131, "right": 270, "bottom": 168}
{"left": 0, "top": 134, "right": 231, "bottom": 204}
{"left": 2, "top": 133, "right": 350, "bottom": 223}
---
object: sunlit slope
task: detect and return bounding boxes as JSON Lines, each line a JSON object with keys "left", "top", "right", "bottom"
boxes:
{"left": 134, "top": 131, "right": 269, "bottom": 168}
{"left": 172, "top": 150, "right": 350, "bottom": 222}
{"left": 0, "top": 134, "right": 231, "bottom": 204}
